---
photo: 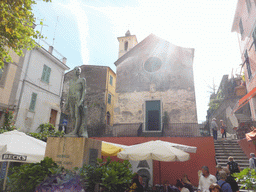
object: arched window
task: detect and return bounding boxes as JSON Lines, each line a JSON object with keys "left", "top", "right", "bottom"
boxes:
{"left": 106, "top": 111, "right": 111, "bottom": 125}
{"left": 124, "top": 41, "right": 128, "bottom": 51}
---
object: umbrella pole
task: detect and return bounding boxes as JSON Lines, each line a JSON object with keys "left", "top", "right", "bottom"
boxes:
{"left": 3, "top": 161, "right": 10, "bottom": 191}
{"left": 159, "top": 161, "right": 161, "bottom": 185}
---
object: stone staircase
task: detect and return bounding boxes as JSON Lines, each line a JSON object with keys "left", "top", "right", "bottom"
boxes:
{"left": 214, "top": 139, "right": 249, "bottom": 170}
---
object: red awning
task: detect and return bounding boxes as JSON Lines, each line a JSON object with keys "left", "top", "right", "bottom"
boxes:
{"left": 239, "top": 87, "right": 256, "bottom": 106}
{"left": 233, "top": 87, "right": 256, "bottom": 113}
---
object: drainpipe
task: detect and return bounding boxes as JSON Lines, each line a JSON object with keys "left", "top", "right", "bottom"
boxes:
{"left": 15, "top": 49, "right": 33, "bottom": 120}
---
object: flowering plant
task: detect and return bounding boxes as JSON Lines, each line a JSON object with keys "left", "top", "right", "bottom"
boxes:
{"left": 0, "top": 108, "right": 16, "bottom": 133}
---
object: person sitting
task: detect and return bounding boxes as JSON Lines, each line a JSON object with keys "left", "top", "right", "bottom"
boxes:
{"left": 209, "top": 183, "right": 222, "bottom": 192}
{"left": 176, "top": 179, "right": 189, "bottom": 192}
{"left": 215, "top": 165, "right": 223, "bottom": 181}
{"left": 217, "top": 171, "right": 232, "bottom": 192}
{"left": 128, "top": 174, "right": 144, "bottom": 192}
{"left": 181, "top": 174, "right": 194, "bottom": 192}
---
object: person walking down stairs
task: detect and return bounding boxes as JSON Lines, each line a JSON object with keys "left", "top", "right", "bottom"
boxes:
{"left": 227, "top": 156, "right": 241, "bottom": 175}
{"left": 211, "top": 118, "right": 218, "bottom": 140}
{"left": 220, "top": 120, "right": 227, "bottom": 140}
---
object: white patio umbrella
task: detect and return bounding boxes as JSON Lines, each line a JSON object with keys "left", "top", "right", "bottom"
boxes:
{"left": 117, "top": 140, "right": 196, "bottom": 161}
{"left": 117, "top": 140, "right": 197, "bottom": 184}
{"left": 0, "top": 130, "right": 46, "bottom": 190}
{"left": 0, "top": 130, "right": 46, "bottom": 163}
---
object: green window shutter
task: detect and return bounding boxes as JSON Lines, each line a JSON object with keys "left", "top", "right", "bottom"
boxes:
{"left": 45, "top": 66, "right": 51, "bottom": 83}
{"left": 41, "top": 65, "right": 47, "bottom": 82}
{"left": 29, "top": 93, "right": 37, "bottom": 112}
{"left": 108, "top": 94, "right": 111, "bottom": 104}
{"left": 110, "top": 75, "right": 113, "bottom": 85}
{"left": 41, "top": 65, "right": 51, "bottom": 83}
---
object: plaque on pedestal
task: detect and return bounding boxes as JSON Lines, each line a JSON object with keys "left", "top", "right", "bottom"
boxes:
{"left": 45, "top": 137, "right": 102, "bottom": 170}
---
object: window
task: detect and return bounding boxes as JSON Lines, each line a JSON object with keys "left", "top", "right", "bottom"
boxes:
{"left": 253, "top": 27, "right": 256, "bottom": 51}
{"left": 144, "top": 57, "right": 162, "bottom": 72}
{"left": 106, "top": 111, "right": 110, "bottom": 125}
{"left": 0, "top": 63, "right": 8, "bottom": 87}
{"left": 239, "top": 19, "right": 244, "bottom": 36}
{"left": 41, "top": 65, "right": 51, "bottom": 83}
{"left": 109, "top": 75, "right": 113, "bottom": 86}
{"left": 124, "top": 41, "right": 128, "bottom": 51}
{"left": 107, "top": 94, "right": 111, "bottom": 104}
{"left": 244, "top": 50, "right": 252, "bottom": 80}
{"left": 29, "top": 92, "right": 37, "bottom": 112}
{"left": 246, "top": 0, "right": 252, "bottom": 13}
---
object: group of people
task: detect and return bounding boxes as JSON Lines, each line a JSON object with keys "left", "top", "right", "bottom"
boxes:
{"left": 211, "top": 118, "right": 227, "bottom": 140}
{"left": 127, "top": 153, "right": 256, "bottom": 192}
{"left": 198, "top": 156, "right": 241, "bottom": 192}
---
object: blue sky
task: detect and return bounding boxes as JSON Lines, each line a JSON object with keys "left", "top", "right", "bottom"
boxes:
{"left": 32, "top": 0, "right": 242, "bottom": 123}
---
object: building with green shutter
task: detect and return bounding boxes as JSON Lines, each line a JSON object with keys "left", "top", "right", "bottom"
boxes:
{"left": 14, "top": 45, "right": 69, "bottom": 132}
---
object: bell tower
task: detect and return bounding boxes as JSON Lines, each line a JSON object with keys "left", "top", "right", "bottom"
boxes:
{"left": 117, "top": 30, "right": 138, "bottom": 59}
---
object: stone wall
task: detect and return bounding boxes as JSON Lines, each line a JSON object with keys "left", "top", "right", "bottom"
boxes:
{"left": 62, "top": 65, "right": 108, "bottom": 136}
{"left": 114, "top": 89, "right": 197, "bottom": 124}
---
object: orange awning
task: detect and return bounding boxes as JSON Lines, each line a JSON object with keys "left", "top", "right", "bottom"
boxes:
{"left": 246, "top": 129, "right": 256, "bottom": 142}
{"left": 235, "top": 87, "right": 256, "bottom": 112}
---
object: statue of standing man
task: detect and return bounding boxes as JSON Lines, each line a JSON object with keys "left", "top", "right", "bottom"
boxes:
{"left": 64, "top": 66, "right": 88, "bottom": 137}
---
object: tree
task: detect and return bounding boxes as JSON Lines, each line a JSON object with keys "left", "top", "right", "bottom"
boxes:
{"left": 0, "top": 0, "right": 51, "bottom": 68}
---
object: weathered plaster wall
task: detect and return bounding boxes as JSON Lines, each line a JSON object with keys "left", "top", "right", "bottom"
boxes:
{"left": 114, "top": 34, "right": 197, "bottom": 128}
{"left": 114, "top": 89, "right": 197, "bottom": 124}
{"left": 116, "top": 36, "right": 195, "bottom": 93}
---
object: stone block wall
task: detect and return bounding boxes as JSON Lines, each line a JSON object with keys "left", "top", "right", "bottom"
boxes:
{"left": 114, "top": 89, "right": 197, "bottom": 124}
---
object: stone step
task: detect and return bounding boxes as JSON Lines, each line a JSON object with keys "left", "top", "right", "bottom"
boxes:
{"left": 215, "top": 148, "right": 244, "bottom": 151}
{"left": 214, "top": 140, "right": 239, "bottom": 142}
{"left": 216, "top": 157, "right": 248, "bottom": 161}
{"left": 215, "top": 152, "right": 246, "bottom": 155}
{"left": 214, "top": 144, "right": 240, "bottom": 148}
{"left": 216, "top": 146, "right": 242, "bottom": 149}
{"left": 217, "top": 164, "right": 249, "bottom": 167}
{"left": 214, "top": 145, "right": 241, "bottom": 148}
{"left": 216, "top": 161, "right": 249, "bottom": 166}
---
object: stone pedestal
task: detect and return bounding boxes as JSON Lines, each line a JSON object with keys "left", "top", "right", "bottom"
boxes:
{"left": 45, "top": 137, "right": 102, "bottom": 170}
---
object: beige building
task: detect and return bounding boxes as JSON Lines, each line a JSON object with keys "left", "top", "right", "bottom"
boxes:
{"left": 113, "top": 31, "right": 199, "bottom": 137}
{"left": 0, "top": 50, "right": 25, "bottom": 126}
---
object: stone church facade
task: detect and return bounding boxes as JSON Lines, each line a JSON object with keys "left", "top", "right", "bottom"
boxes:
{"left": 113, "top": 31, "right": 199, "bottom": 137}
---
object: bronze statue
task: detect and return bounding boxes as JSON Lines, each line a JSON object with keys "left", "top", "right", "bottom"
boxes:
{"left": 64, "top": 66, "right": 88, "bottom": 137}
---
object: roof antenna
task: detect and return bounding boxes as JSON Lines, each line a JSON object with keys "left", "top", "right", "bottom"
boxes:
{"left": 53, "top": 16, "right": 59, "bottom": 46}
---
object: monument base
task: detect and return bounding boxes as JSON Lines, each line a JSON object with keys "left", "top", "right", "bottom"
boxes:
{"left": 45, "top": 137, "right": 102, "bottom": 170}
